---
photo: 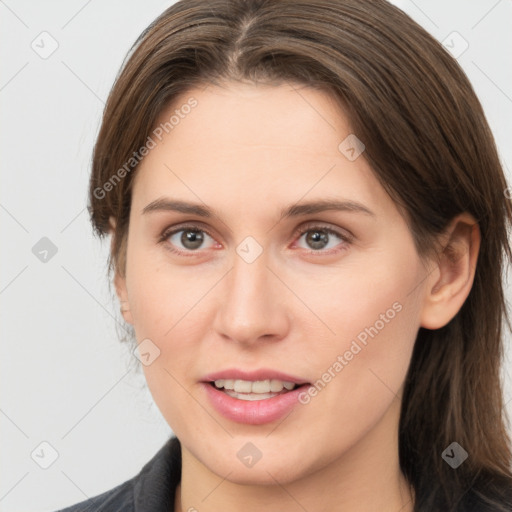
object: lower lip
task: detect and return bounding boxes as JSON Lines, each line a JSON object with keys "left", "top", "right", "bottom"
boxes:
{"left": 202, "top": 382, "right": 310, "bottom": 425}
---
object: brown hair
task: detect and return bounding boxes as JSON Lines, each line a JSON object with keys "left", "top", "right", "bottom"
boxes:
{"left": 88, "top": 0, "right": 512, "bottom": 509}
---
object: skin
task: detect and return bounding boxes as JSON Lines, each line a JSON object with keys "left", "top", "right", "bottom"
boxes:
{"left": 112, "top": 81, "right": 480, "bottom": 512}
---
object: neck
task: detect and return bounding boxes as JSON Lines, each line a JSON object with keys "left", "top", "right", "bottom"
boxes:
{"left": 174, "top": 397, "right": 414, "bottom": 512}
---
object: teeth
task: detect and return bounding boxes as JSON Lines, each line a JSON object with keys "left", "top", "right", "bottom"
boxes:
{"left": 234, "top": 379, "right": 252, "bottom": 393}
{"left": 213, "top": 379, "right": 297, "bottom": 393}
{"left": 224, "top": 390, "right": 277, "bottom": 401}
{"left": 223, "top": 379, "right": 235, "bottom": 390}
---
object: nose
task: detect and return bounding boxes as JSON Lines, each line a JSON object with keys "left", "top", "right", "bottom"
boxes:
{"left": 212, "top": 249, "right": 291, "bottom": 347}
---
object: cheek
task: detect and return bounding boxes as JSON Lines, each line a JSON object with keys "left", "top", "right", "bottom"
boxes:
{"left": 331, "top": 296, "right": 418, "bottom": 391}
{"left": 125, "top": 247, "right": 208, "bottom": 340}
{"left": 140, "top": 361, "right": 193, "bottom": 440}
{"left": 297, "top": 251, "right": 423, "bottom": 422}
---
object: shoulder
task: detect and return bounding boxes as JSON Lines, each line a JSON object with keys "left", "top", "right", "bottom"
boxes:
{"left": 54, "top": 436, "right": 181, "bottom": 512}
{"left": 55, "top": 478, "right": 135, "bottom": 512}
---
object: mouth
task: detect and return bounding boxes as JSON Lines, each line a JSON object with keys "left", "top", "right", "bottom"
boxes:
{"left": 201, "top": 369, "right": 312, "bottom": 424}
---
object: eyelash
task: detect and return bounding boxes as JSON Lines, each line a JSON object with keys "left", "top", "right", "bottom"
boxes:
{"left": 158, "top": 223, "right": 352, "bottom": 257}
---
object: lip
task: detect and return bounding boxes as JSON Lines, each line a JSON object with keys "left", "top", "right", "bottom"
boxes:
{"left": 202, "top": 368, "right": 309, "bottom": 385}
{"left": 201, "top": 368, "right": 311, "bottom": 425}
{"left": 201, "top": 381, "right": 311, "bottom": 425}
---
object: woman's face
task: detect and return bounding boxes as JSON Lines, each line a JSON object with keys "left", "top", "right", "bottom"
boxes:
{"left": 116, "top": 81, "right": 431, "bottom": 484}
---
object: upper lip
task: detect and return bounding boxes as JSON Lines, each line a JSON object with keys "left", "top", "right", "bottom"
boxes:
{"left": 202, "top": 368, "right": 310, "bottom": 385}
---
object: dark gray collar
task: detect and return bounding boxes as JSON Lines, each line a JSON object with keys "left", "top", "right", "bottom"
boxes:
{"left": 133, "top": 436, "right": 181, "bottom": 511}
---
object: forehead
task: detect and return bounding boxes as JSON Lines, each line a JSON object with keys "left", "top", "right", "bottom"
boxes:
{"left": 131, "top": 82, "right": 393, "bottom": 220}
{"left": 151, "top": 81, "right": 347, "bottom": 153}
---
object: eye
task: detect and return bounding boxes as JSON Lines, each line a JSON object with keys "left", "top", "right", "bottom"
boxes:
{"left": 159, "top": 223, "right": 351, "bottom": 257}
{"left": 294, "top": 225, "right": 350, "bottom": 253}
{"left": 160, "top": 225, "right": 219, "bottom": 254}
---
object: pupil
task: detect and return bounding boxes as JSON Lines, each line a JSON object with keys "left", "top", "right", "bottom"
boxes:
{"left": 306, "top": 230, "right": 328, "bottom": 250}
{"left": 182, "top": 230, "right": 204, "bottom": 249}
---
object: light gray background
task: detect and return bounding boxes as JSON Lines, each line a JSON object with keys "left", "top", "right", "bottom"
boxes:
{"left": 1, "top": 1, "right": 511, "bottom": 511}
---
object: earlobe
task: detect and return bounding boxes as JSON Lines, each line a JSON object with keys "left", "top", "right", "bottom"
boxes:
{"left": 114, "top": 270, "right": 134, "bottom": 325}
{"left": 419, "top": 213, "right": 480, "bottom": 330}
{"left": 108, "top": 216, "right": 116, "bottom": 234}
{"left": 110, "top": 216, "right": 134, "bottom": 325}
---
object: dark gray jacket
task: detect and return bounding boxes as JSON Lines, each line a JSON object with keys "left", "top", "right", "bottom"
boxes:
{"left": 56, "top": 436, "right": 181, "bottom": 511}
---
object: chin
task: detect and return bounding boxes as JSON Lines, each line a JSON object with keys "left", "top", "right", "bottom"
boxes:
{"left": 218, "top": 462, "right": 306, "bottom": 486}
{"left": 196, "top": 443, "right": 316, "bottom": 486}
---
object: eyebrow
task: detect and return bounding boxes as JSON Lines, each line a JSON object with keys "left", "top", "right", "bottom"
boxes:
{"left": 141, "top": 197, "right": 376, "bottom": 220}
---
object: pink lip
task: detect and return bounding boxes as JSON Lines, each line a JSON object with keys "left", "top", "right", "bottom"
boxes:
{"left": 201, "top": 382, "right": 311, "bottom": 425}
{"left": 200, "top": 368, "right": 311, "bottom": 425}
{"left": 202, "top": 368, "right": 309, "bottom": 385}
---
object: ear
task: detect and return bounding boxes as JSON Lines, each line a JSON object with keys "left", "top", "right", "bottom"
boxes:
{"left": 419, "top": 213, "right": 480, "bottom": 330}
{"left": 109, "top": 216, "right": 134, "bottom": 325}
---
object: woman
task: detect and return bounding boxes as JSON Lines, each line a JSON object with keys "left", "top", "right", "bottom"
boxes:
{"left": 58, "top": 0, "right": 512, "bottom": 510}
